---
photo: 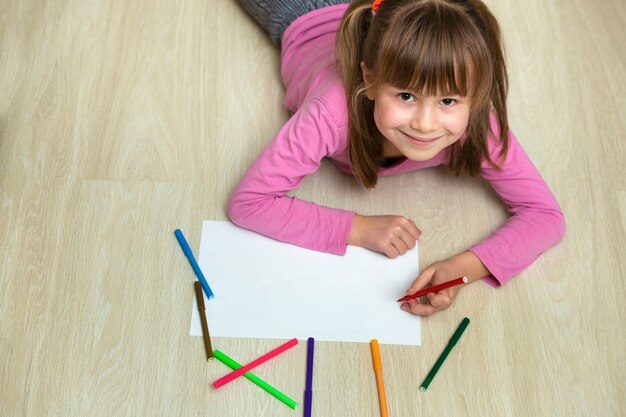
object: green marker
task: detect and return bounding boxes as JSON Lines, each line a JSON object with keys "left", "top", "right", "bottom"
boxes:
{"left": 420, "top": 317, "right": 470, "bottom": 392}
{"left": 213, "top": 350, "right": 298, "bottom": 409}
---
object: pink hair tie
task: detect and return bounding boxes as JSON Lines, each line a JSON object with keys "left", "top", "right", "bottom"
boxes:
{"left": 372, "top": 0, "right": 383, "bottom": 12}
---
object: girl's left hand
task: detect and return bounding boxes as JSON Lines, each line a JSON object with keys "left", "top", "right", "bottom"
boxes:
{"left": 399, "top": 251, "right": 488, "bottom": 316}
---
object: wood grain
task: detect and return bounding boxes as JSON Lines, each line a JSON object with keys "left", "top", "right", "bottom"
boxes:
{"left": 1, "top": 0, "right": 624, "bottom": 416}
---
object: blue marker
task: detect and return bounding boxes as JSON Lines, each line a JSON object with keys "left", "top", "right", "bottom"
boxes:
{"left": 174, "top": 229, "right": 214, "bottom": 299}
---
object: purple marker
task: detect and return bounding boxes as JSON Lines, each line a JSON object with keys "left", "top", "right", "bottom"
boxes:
{"left": 304, "top": 337, "right": 314, "bottom": 417}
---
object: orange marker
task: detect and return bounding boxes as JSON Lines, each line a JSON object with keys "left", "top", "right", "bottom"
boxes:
{"left": 370, "top": 339, "right": 388, "bottom": 417}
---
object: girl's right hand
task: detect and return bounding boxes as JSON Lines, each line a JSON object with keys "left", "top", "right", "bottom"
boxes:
{"left": 347, "top": 214, "right": 421, "bottom": 258}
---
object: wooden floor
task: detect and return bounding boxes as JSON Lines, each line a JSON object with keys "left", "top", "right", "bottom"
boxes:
{"left": 1, "top": 1, "right": 624, "bottom": 416}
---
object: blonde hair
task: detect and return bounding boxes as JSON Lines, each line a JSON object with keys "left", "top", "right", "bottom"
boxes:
{"left": 336, "top": 0, "right": 509, "bottom": 188}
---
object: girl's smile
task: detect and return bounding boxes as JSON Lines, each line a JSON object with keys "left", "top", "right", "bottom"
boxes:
{"left": 401, "top": 131, "right": 444, "bottom": 147}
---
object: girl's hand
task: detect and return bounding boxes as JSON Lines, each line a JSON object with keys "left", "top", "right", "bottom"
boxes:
{"left": 348, "top": 214, "right": 421, "bottom": 258}
{"left": 400, "top": 251, "right": 489, "bottom": 316}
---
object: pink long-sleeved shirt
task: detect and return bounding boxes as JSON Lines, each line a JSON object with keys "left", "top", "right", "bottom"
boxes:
{"left": 228, "top": 4, "right": 565, "bottom": 287}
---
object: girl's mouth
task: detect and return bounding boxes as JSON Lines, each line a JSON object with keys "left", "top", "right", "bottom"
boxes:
{"left": 403, "top": 132, "right": 441, "bottom": 147}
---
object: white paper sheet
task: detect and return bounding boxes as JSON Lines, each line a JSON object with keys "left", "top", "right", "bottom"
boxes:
{"left": 189, "top": 221, "right": 420, "bottom": 345}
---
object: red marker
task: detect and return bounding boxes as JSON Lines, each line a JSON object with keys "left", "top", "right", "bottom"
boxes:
{"left": 397, "top": 277, "right": 468, "bottom": 302}
{"left": 213, "top": 338, "right": 298, "bottom": 388}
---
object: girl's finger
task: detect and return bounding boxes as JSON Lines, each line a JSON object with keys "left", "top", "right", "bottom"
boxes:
{"left": 406, "top": 220, "right": 422, "bottom": 240}
{"left": 391, "top": 237, "right": 409, "bottom": 256}
{"left": 399, "top": 230, "right": 417, "bottom": 250}
{"left": 381, "top": 241, "right": 401, "bottom": 258}
{"left": 427, "top": 292, "right": 451, "bottom": 307}
{"left": 407, "top": 268, "right": 435, "bottom": 294}
{"left": 402, "top": 299, "right": 438, "bottom": 316}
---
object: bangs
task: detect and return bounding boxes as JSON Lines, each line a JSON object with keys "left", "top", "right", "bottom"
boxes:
{"left": 371, "top": 3, "right": 492, "bottom": 104}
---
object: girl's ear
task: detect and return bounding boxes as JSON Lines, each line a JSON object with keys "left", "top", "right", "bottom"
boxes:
{"left": 360, "top": 61, "right": 376, "bottom": 100}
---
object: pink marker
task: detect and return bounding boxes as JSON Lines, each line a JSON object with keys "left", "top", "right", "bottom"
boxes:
{"left": 212, "top": 338, "right": 299, "bottom": 388}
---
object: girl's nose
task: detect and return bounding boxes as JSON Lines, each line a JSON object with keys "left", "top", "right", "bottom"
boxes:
{"left": 410, "top": 105, "right": 438, "bottom": 133}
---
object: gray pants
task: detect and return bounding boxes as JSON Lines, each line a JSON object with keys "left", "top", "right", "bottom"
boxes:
{"left": 238, "top": 0, "right": 350, "bottom": 47}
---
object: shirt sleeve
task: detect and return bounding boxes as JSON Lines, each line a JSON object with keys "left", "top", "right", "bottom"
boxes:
{"left": 228, "top": 98, "right": 356, "bottom": 255}
{"left": 469, "top": 118, "right": 566, "bottom": 287}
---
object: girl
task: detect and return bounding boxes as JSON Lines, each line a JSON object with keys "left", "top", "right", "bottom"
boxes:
{"left": 229, "top": 0, "right": 565, "bottom": 316}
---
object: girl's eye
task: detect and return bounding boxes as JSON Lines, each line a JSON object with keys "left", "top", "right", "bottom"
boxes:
{"left": 440, "top": 98, "right": 457, "bottom": 106}
{"left": 399, "top": 93, "right": 415, "bottom": 102}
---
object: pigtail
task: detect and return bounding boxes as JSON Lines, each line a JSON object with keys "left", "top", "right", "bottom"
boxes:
{"left": 478, "top": 0, "right": 510, "bottom": 163}
{"left": 336, "top": 1, "right": 381, "bottom": 188}
{"left": 449, "top": 0, "right": 509, "bottom": 176}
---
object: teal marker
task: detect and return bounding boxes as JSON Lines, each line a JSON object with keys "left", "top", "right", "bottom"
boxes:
{"left": 174, "top": 228, "right": 214, "bottom": 299}
{"left": 420, "top": 317, "right": 470, "bottom": 392}
{"left": 213, "top": 350, "right": 298, "bottom": 409}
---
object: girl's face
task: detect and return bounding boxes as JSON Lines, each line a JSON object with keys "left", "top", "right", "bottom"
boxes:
{"left": 362, "top": 62, "right": 471, "bottom": 160}
{"left": 367, "top": 83, "right": 470, "bottom": 160}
